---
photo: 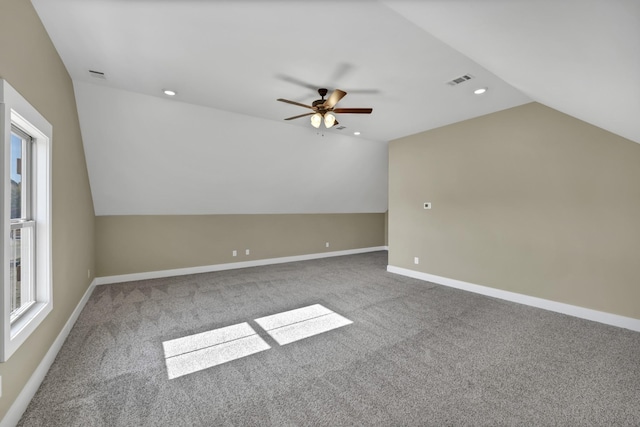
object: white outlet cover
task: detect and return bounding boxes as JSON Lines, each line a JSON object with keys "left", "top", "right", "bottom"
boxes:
{"left": 232, "top": 250, "right": 237, "bottom": 256}
{"left": 414, "top": 257, "right": 419, "bottom": 264}
{"left": 245, "top": 249, "right": 250, "bottom": 255}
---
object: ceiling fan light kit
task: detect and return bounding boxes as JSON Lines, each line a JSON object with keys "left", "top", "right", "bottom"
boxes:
{"left": 278, "top": 88, "right": 372, "bottom": 129}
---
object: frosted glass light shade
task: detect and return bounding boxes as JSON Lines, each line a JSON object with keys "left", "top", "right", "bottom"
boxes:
{"left": 324, "top": 113, "right": 336, "bottom": 128}
{"left": 310, "top": 113, "right": 322, "bottom": 128}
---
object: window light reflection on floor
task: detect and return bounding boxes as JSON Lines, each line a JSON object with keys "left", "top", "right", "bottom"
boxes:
{"left": 162, "top": 322, "right": 270, "bottom": 379}
{"left": 162, "top": 304, "right": 352, "bottom": 379}
{"left": 254, "top": 304, "right": 353, "bottom": 346}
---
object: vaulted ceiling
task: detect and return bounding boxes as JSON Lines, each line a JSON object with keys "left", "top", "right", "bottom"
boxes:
{"left": 30, "top": 0, "right": 639, "bottom": 215}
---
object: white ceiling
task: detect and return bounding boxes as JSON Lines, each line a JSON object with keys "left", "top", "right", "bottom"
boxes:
{"left": 29, "top": 0, "right": 639, "bottom": 215}
{"left": 384, "top": 0, "right": 640, "bottom": 145}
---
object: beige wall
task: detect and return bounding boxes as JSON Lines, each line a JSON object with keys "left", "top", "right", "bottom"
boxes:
{"left": 0, "top": 0, "right": 95, "bottom": 421}
{"left": 96, "top": 213, "right": 385, "bottom": 277}
{"left": 384, "top": 210, "right": 388, "bottom": 246}
{"left": 389, "top": 102, "right": 640, "bottom": 320}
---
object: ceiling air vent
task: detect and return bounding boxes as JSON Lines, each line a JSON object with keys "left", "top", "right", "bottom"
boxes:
{"left": 447, "top": 74, "right": 473, "bottom": 86}
{"left": 88, "top": 70, "right": 106, "bottom": 79}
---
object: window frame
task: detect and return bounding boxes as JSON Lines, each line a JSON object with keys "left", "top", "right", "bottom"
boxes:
{"left": 1, "top": 79, "right": 52, "bottom": 362}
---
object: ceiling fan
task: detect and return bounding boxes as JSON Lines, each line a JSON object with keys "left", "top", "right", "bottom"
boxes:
{"left": 277, "top": 88, "right": 372, "bottom": 128}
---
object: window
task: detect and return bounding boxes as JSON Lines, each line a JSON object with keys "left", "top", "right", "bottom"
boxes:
{"left": 1, "top": 79, "right": 52, "bottom": 361}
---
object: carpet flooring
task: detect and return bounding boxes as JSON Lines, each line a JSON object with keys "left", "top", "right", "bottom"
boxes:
{"left": 18, "top": 251, "right": 640, "bottom": 426}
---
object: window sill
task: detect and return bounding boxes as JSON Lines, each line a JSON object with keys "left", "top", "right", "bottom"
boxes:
{"left": 4, "top": 301, "right": 53, "bottom": 360}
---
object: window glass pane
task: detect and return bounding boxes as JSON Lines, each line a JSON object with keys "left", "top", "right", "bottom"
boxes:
{"left": 10, "top": 132, "right": 24, "bottom": 219}
{"left": 10, "top": 226, "right": 34, "bottom": 317}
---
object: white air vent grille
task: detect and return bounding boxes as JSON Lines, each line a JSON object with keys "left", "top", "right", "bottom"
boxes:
{"left": 447, "top": 74, "right": 473, "bottom": 86}
{"left": 89, "top": 70, "right": 106, "bottom": 79}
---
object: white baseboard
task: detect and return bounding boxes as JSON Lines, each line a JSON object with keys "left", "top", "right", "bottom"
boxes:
{"left": 96, "top": 246, "right": 389, "bottom": 286}
{"left": 1, "top": 280, "right": 97, "bottom": 427}
{"left": 387, "top": 265, "right": 640, "bottom": 333}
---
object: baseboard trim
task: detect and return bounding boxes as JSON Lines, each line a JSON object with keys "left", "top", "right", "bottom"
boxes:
{"left": 96, "top": 246, "right": 389, "bottom": 286}
{"left": 1, "top": 279, "right": 97, "bottom": 427}
{"left": 387, "top": 265, "right": 640, "bottom": 333}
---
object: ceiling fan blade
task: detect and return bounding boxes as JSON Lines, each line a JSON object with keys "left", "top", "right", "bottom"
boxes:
{"left": 329, "top": 62, "right": 353, "bottom": 83}
{"left": 324, "top": 89, "right": 347, "bottom": 108}
{"left": 344, "top": 88, "right": 380, "bottom": 95}
{"left": 276, "top": 74, "right": 318, "bottom": 91}
{"left": 277, "top": 98, "right": 315, "bottom": 110}
{"left": 284, "top": 112, "right": 314, "bottom": 120}
{"left": 333, "top": 108, "right": 373, "bottom": 114}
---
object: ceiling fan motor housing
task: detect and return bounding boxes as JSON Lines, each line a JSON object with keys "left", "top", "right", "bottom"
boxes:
{"left": 313, "top": 88, "right": 329, "bottom": 109}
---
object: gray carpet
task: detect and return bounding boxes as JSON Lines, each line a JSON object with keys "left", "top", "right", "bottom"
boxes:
{"left": 18, "top": 252, "right": 640, "bottom": 426}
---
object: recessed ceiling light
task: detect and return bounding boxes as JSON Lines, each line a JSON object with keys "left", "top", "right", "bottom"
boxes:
{"left": 474, "top": 87, "right": 487, "bottom": 95}
{"left": 354, "top": 131, "right": 361, "bottom": 136}
{"left": 163, "top": 89, "right": 176, "bottom": 96}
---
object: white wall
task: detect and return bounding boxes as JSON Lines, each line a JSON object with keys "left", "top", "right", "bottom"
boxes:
{"left": 74, "top": 82, "right": 388, "bottom": 215}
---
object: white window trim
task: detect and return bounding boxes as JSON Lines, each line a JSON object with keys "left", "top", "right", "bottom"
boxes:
{"left": 1, "top": 79, "right": 52, "bottom": 362}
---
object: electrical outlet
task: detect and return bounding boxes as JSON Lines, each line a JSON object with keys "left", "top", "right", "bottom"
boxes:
{"left": 245, "top": 249, "right": 250, "bottom": 255}
{"left": 87, "top": 269, "right": 91, "bottom": 279}
{"left": 232, "top": 250, "right": 237, "bottom": 257}
{"left": 325, "top": 242, "right": 330, "bottom": 248}
{"left": 414, "top": 257, "right": 419, "bottom": 265}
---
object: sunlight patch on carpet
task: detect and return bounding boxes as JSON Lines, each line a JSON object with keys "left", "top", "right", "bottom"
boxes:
{"left": 163, "top": 322, "right": 270, "bottom": 379}
{"left": 254, "top": 304, "right": 352, "bottom": 345}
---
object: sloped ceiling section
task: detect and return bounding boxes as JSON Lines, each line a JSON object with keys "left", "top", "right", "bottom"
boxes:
{"left": 75, "top": 82, "right": 388, "bottom": 215}
{"left": 383, "top": 0, "right": 640, "bottom": 144}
